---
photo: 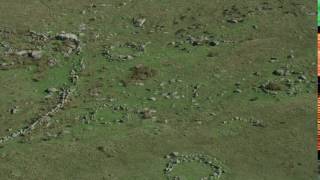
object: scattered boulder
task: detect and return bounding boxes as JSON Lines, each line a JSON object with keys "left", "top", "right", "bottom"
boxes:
{"left": 273, "top": 68, "right": 290, "bottom": 76}
{"left": 133, "top": 17, "right": 146, "bottom": 27}
{"left": 15, "top": 50, "right": 29, "bottom": 56}
{"left": 264, "top": 82, "right": 282, "bottom": 91}
{"left": 233, "top": 89, "right": 242, "bottom": 93}
{"left": 46, "top": 87, "right": 59, "bottom": 94}
{"left": 227, "top": 18, "right": 244, "bottom": 23}
{"left": 148, "top": 97, "right": 157, "bottom": 101}
{"left": 139, "top": 108, "right": 156, "bottom": 119}
{"left": 170, "top": 152, "right": 179, "bottom": 157}
{"left": 55, "top": 32, "right": 81, "bottom": 53}
{"left": 9, "top": 106, "right": 19, "bottom": 114}
{"left": 208, "top": 40, "right": 219, "bottom": 46}
{"left": 187, "top": 35, "right": 209, "bottom": 46}
{"left": 287, "top": 54, "right": 295, "bottom": 59}
{"left": 298, "top": 75, "right": 307, "bottom": 81}
{"left": 15, "top": 50, "right": 43, "bottom": 60}
{"left": 97, "top": 146, "right": 107, "bottom": 152}
{"left": 251, "top": 119, "right": 265, "bottom": 128}
{"left": 29, "top": 50, "right": 42, "bottom": 60}
{"left": 56, "top": 33, "right": 79, "bottom": 42}
{"left": 260, "top": 81, "right": 283, "bottom": 92}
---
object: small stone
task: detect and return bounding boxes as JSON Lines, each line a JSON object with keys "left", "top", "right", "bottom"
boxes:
{"left": 29, "top": 50, "right": 42, "bottom": 60}
{"left": 140, "top": 108, "right": 156, "bottom": 119}
{"left": 287, "top": 54, "right": 295, "bottom": 59}
{"left": 253, "top": 72, "right": 261, "bottom": 76}
{"left": 298, "top": 75, "right": 306, "bottom": 80}
{"left": 97, "top": 146, "right": 106, "bottom": 152}
{"left": 46, "top": 87, "right": 59, "bottom": 93}
{"left": 233, "top": 89, "right": 242, "bottom": 93}
{"left": 170, "top": 152, "right": 179, "bottom": 157}
{"left": 160, "top": 82, "right": 166, "bottom": 87}
{"left": 9, "top": 106, "right": 18, "bottom": 114}
{"left": 48, "top": 58, "right": 57, "bottom": 67}
{"left": 126, "top": 55, "right": 134, "bottom": 60}
{"left": 209, "top": 40, "right": 219, "bottom": 46}
{"left": 228, "top": 19, "right": 239, "bottom": 23}
{"left": 119, "top": 2, "right": 127, "bottom": 6}
{"left": 148, "top": 97, "right": 156, "bottom": 101}
{"left": 169, "top": 41, "right": 176, "bottom": 45}
{"left": 262, "top": 82, "right": 282, "bottom": 91}
{"left": 273, "top": 69, "right": 287, "bottom": 76}
{"left": 56, "top": 33, "right": 79, "bottom": 42}
{"left": 169, "top": 79, "right": 176, "bottom": 84}
{"left": 269, "top": 59, "right": 277, "bottom": 63}
{"left": 233, "top": 116, "right": 240, "bottom": 120}
{"left": 251, "top": 119, "right": 265, "bottom": 127}
{"left": 79, "top": 23, "right": 86, "bottom": 31}
{"left": 133, "top": 17, "right": 146, "bottom": 27}
{"left": 15, "top": 50, "right": 29, "bottom": 56}
{"left": 193, "top": 103, "right": 200, "bottom": 106}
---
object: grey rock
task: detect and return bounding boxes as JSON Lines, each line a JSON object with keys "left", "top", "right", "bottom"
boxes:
{"left": 9, "top": 106, "right": 18, "bottom": 114}
{"left": 228, "top": 19, "right": 239, "bottom": 23}
{"left": 15, "top": 50, "right": 29, "bottom": 56}
{"left": 170, "top": 152, "right": 179, "bottom": 157}
{"left": 287, "top": 54, "right": 295, "bottom": 59}
{"left": 273, "top": 69, "right": 285, "bottom": 76}
{"left": 253, "top": 72, "right": 261, "bottom": 76}
{"left": 209, "top": 40, "right": 219, "bottom": 46}
{"left": 234, "top": 89, "right": 242, "bottom": 93}
{"left": 56, "top": 33, "right": 79, "bottom": 42}
{"left": 133, "top": 18, "right": 146, "bottom": 27}
{"left": 46, "top": 87, "right": 59, "bottom": 93}
{"left": 298, "top": 75, "right": 307, "bottom": 80}
{"left": 126, "top": 55, "right": 134, "bottom": 60}
{"left": 29, "top": 50, "right": 43, "bottom": 60}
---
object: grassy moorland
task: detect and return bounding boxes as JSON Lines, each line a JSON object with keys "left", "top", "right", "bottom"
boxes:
{"left": 0, "top": 0, "right": 317, "bottom": 179}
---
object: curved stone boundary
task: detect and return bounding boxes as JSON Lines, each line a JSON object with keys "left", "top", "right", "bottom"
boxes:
{"left": 163, "top": 152, "right": 226, "bottom": 180}
{"left": 0, "top": 58, "right": 85, "bottom": 144}
{"left": 102, "top": 42, "right": 148, "bottom": 61}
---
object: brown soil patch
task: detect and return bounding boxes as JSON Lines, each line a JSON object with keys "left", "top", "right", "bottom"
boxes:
{"left": 130, "top": 64, "right": 156, "bottom": 81}
{"left": 264, "top": 82, "right": 282, "bottom": 91}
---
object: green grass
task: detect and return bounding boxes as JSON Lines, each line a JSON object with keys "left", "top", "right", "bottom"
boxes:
{"left": 0, "top": 0, "right": 317, "bottom": 179}
{"left": 318, "top": 0, "right": 320, "bottom": 26}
